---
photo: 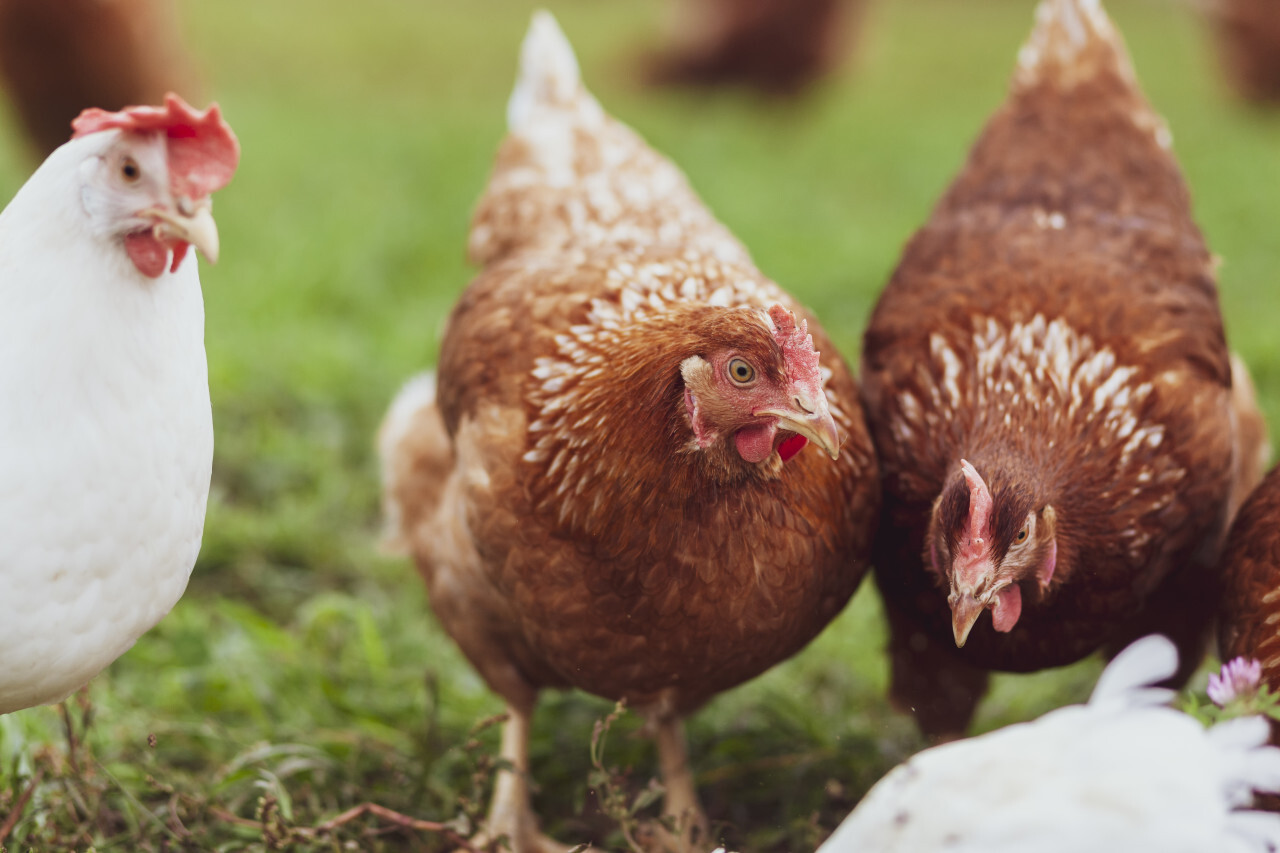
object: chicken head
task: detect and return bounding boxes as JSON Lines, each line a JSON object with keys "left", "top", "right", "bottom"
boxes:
{"left": 680, "top": 303, "right": 840, "bottom": 464}
{"left": 928, "top": 459, "right": 1059, "bottom": 647}
{"left": 71, "top": 93, "right": 238, "bottom": 277}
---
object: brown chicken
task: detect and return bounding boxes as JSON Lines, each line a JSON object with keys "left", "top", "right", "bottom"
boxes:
{"left": 379, "top": 12, "right": 879, "bottom": 852}
{"left": 0, "top": 0, "right": 199, "bottom": 157}
{"left": 645, "top": 0, "right": 867, "bottom": 95}
{"left": 859, "top": 0, "right": 1266, "bottom": 739}
{"left": 1207, "top": 0, "right": 1280, "bottom": 104}
{"left": 1219, "top": 465, "right": 1280, "bottom": 737}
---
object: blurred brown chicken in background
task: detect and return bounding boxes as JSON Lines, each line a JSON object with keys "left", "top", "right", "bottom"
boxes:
{"left": 1205, "top": 0, "right": 1280, "bottom": 103}
{"left": 0, "top": 0, "right": 199, "bottom": 157}
{"left": 646, "top": 0, "right": 867, "bottom": 95}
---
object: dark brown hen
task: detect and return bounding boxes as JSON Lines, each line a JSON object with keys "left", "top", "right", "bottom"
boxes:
{"left": 1219, "top": 465, "right": 1280, "bottom": 742}
{"left": 860, "top": 0, "right": 1266, "bottom": 739}
{"left": 0, "top": 0, "right": 199, "bottom": 158}
{"left": 379, "top": 13, "right": 879, "bottom": 852}
{"left": 645, "top": 0, "right": 866, "bottom": 96}
{"left": 1207, "top": 0, "right": 1280, "bottom": 104}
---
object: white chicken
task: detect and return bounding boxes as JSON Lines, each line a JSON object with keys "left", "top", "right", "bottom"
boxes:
{"left": 0, "top": 93, "right": 238, "bottom": 714}
{"left": 820, "top": 636, "right": 1280, "bottom": 853}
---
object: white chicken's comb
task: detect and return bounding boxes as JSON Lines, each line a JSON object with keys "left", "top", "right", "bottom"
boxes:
{"left": 508, "top": 10, "right": 582, "bottom": 131}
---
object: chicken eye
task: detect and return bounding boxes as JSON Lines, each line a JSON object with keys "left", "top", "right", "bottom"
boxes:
{"left": 727, "top": 357, "right": 755, "bottom": 385}
{"left": 121, "top": 157, "right": 141, "bottom": 183}
{"left": 1014, "top": 526, "right": 1029, "bottom": 545}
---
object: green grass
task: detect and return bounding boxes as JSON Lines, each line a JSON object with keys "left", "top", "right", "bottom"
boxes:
{"left": 2, "top": 0, "right": 1279, "bottom": 849}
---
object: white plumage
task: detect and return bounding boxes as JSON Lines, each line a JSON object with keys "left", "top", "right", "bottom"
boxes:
{"left": 820, "top": 636, "right": 1280, "bottom": 853}
{"left": 0, "top": 95, "right": 237, "bottom": 714}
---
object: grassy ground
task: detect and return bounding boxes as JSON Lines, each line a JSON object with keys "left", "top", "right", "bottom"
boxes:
{"left": 2, "top": 0, "right": 1279, "bottom": 849}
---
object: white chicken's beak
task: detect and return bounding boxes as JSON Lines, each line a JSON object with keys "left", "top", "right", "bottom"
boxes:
{"left": 147, "top": 203, "right": 220, "bottom": 264}
{"left": 756, "top": 392, "right": 841, "bottom": 459}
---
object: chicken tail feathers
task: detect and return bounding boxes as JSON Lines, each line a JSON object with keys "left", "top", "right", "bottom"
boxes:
{"left": 470, "top": 10, "right": 750, "bottom": 267}
{"left": 508, "top": 11, "right": 588, "bottom": 133}
{"left": 1211, "top": 717, "right": 1280, "bottom": 844}
{"left": 1016, "top": 0, "right": 1135, "bottom": 89}
{"left": 921, "top": 0, "right": 1186, "bottom": 225}
{"left": 1014, "top": 0, "right": 1173, "bottom": 154}
{"left": 378, "top": 371, "right": 451, "bottom": 556}
{"left": 1089, "top": 634, "right": 1178, "bottom": 708}
{"left": 821, "top": 631, "right": 1280, "bottom": 851}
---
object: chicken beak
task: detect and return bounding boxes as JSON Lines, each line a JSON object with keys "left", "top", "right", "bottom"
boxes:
{"left": 148, "top": 203, "right": 220, "bottom": 264}
{"left": 949, "top": 591, "right": 990, "bottom": 648}
{"left": 757, "top": 393, "right": 841, "bottom": 459}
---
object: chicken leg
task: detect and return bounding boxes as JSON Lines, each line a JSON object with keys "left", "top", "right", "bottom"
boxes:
{"left": 476, "top": 704, "right": 584, "bottom": 853}
{"left": 652, "top": 713, "right": 710, "bottom": 852}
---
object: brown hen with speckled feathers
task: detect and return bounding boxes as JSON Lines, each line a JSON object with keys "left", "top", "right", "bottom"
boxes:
{"left": 379, "top": 12, "right": 878, "bottom": 852}
{"left": 1219, "top": 465, "right": 1280, "bottom": 743}
{"left": 860, "top": 0, "right": 1266, "bottom": 740}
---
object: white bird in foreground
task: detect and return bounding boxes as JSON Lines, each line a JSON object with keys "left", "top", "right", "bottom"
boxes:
{"left": 0, "top": 93, "right": 239, "bottom": 714}
{"left": 820, "top": 635, "right": 1280, "bottom": 853}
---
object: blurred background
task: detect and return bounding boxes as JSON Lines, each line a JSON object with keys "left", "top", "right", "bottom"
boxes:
{"left": 0, "top": 0, "right": 1277, "bottom": 849}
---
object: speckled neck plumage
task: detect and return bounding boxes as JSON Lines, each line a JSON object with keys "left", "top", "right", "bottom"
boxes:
{"left": 522, "top": 298, "right": 789, "bottom": 541}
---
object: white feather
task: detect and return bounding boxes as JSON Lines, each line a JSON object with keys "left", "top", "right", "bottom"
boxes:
{"left": 378, "top": 370, "right": 438, "bottom": 466}
{"left": 1088, "top": 632, "right": 1177, "bottom": 707}
{"left": 507, "top": 10, "right": 582, "bottom": 132}
{"left": 820, "top": 637, "right": 1280, "bottom": 853}
{"left": 377, "top": 370, "right": 439, "bottom": 555}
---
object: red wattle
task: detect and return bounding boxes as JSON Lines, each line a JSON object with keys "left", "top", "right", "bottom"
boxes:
{"left": 169, "top": 242, "right": 191, "bottom": 272}
{"left": 734, "top": 423, "right": 777, "bottom": 463}
{"left": 778, "top": 433, "right": 808, "bottom": 462}
{"left": 124, "top": 232, "right": 169, "bottom": 278}
{"left": 991, "top": 584, "right": 1023, "bottom": 633}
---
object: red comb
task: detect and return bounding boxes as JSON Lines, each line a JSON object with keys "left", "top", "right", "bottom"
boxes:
{"left": 953, "top": 459, "right": 996, "bottom": 588}
{"left": 768, "top": 304, "right": 822, "bottom": 388}
{"left": 72, "top": 93, "right": 240, "bottom": 199}
{"left": 960, "top": 459, "right": 994, "bottom": 546}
